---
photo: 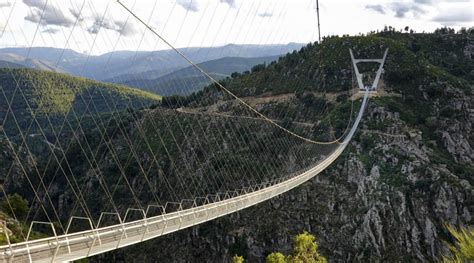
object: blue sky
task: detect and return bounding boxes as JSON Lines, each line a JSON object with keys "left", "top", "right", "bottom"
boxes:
{"left": 0, "top": 0, "right": 472, "bottom": 54}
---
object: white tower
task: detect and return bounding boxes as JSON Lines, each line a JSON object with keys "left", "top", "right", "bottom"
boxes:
{"left": 350, "top": 48, "right": 388, "bottom": 93}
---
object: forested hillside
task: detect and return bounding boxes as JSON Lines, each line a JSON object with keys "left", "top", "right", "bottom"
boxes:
{"left": 0, "top": 68, "right": 160, "bottom": 138}
{"left": 92, "top": 29, "right": 473, "bottom": 261}
{"left": 119, "top": 56, "right": 279, "bottom": 96}
{"left": 0, "top": 67, "right": 164, "bottom": 248}
{"left": 0, "top": 28, "right": 471, "bottom": 262}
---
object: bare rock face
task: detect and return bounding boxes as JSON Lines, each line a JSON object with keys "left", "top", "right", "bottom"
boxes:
{"left": 91, "top": 35, "right": 473, "bottom": 262}
{"left": 436, "top": 86, "right": 474, "bottom": 163}
{"left": 92, "top": 97, "right": 473, "bottom": 262}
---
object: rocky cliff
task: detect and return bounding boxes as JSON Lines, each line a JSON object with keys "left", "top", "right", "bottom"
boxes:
{"left": 0, "top": 30, "right": 472, "bottom": 262}
{"left": 92, "top": 31, "right": 473, "bottom": 262}
{"left": 93, "top": 94, "right": 472, "bottom": 262}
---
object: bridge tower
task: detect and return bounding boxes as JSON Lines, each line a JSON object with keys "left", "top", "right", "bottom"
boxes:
{"left": 350, "top": 48, "right": 388, "bottom": 93}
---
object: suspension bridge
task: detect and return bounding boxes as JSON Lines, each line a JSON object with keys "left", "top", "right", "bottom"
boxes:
{"left": 0, "top": 0, "right": 388, "bottom": 262}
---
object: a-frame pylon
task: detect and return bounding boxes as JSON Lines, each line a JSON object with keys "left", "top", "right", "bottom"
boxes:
{"left": 350, "top": 48, "right": 389, "bottom": 93}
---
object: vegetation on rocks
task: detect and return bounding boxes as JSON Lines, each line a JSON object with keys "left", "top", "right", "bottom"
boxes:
{"left": 99, "top": 27, "right": 473, "bottom": 262}
{"left": 0, "top": 193, "right": 29, "bottom": 220}
{"left": 265, "top": 232, "right": 327, "bottom": 263}
{"left": 231, "top": 254, "right": 245, "bottom": 263}
{"left": 0, "top": 27, "right": 472, "bottom": 262}
{"left": 442, "top": 225, "right": 474, "bottom": 262}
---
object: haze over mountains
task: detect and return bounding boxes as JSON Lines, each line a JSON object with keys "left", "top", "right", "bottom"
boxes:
{"left": 0, "top": 43, "right": 304, "bottom": 95}
{"left": 118, "top": 55, "right": 280, "bottom": 95}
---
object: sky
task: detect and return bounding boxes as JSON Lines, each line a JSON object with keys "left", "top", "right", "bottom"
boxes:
{"left": 0, "top": 0, "right": 472, "bottom": 55}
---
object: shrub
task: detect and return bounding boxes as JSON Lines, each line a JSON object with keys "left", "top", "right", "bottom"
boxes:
{"left": 1, "top": 193, "right": 28, "bottom": 220}
{"left": 263, "top": 232, "right": 327, "bottom": 263}
{"left": 287, "top": 232, "right": 327, "bottom": 263}
{"left": 266, "top": 252, "right": 286, "bottom": 263}
{"left": 442, "top": 225, "right": 474, "bottom": 262}
{"left": 231, "top": 255, "right": 244, "bottom": 263}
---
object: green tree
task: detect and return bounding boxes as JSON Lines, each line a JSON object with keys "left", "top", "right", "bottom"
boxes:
{"left": 263, "top": 232, "right": 327, "bottom": 263}
{"left": 231, "top": 255, "right": 244, "bottom": 263}
{"left": 1, "top": 193, "right": 28, "bottom": 220}
{"left": 442, "top": 225, "right": 474, "bottom": 262}
{"left": 266, "top": 252, "right": 286, "bottom": 263}
{"left": 287, "top": 232, "right": 327, "bottom": 263}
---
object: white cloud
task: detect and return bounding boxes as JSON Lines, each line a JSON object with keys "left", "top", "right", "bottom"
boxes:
{"left": 177, "top": 0, "right": 199, "bottom": 12}
{"left": 87, "top": 16, "right": 138, "bottom": 36}
{"left": 0, "top": 0, "right": 470, "bottom": 55}
{"left": 69, "top": 7, "right": 84, "bottom": 22}
{"left": 0, "top": 1, "right": 11, "bottom": 8}
{"left": 42, "top": 27, "right": 59, "bottom": 34}
{"left": 258, "top": 12, "right": 273, "bottom": 18}
{"left": 432, "top": 8, "right": 473, "bottom": 24}
{"left": 365, "top": 4, "right": 385, "bottom": 14}
{"left": 220, "top": 0, "right": 236, "bottom": 8}
{"left": 23, "top": 0, "right": 75, "bottom": 27}
{"left": 389, "top": 2, "right": 427, "bottom": 18}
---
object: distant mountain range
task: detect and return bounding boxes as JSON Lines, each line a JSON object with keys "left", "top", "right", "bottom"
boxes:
{"left": 0, "top": 52, "right": 64, "bottom": 72}
{"left": 0, "top": 43, "right": 303, "bottom": 86}
{"left": 116, "top": 55, "right": 280, "bottom": 96}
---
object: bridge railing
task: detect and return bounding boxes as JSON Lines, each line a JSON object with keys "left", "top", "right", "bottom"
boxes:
{"left": 1, "top": 86, "right": 368, "bottom": 262}
{"left": 0, "top": 43, "right": 389, "bottom": 262}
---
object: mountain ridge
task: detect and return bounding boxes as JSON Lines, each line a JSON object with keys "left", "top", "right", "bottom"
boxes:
{"left": 0, "top": 43, "right": 304, "bottom": 81}
{"left": 92, "top": 30, "right": 473, "bottom": 262}
{"left": 117, "top": 55, "right": 280, "bottom": 96}
{"left": 0, "top": 30, "right": 472, "bottom": 262}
